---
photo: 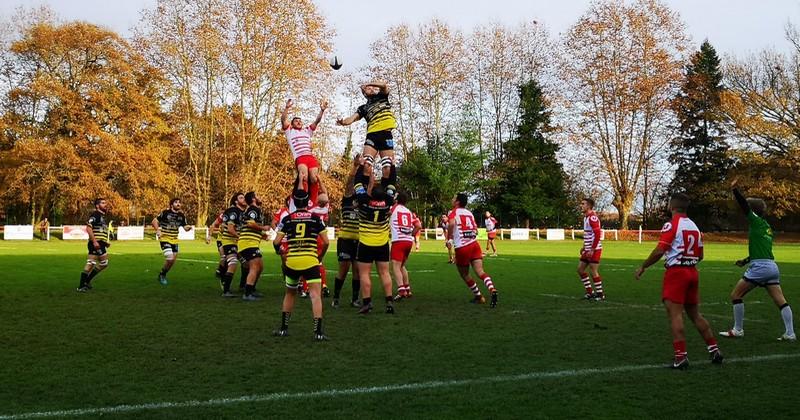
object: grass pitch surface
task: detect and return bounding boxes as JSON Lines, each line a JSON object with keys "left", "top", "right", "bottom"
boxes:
{"left": 1, "top": 239, "right": 798, "bottom": 419}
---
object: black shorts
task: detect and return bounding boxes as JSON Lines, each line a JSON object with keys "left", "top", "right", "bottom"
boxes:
{"left": 160, "top": 242, "right": 179, "bottom": 256}
{"left": 365, "top": 130, "right": 394, "bottom": 151}
{"left": 356, "top": 242, "right": 390, "bottom": 263}
{"left": 87, "top": 241, "right": 108, "bottom": 256}
{"left": 283, "top": 265, "right": 321, "bottom": 283}
{"left": 222, "top": 244, "right": 239, "bottom": 256}
{"left": 337, "top": 238, "right": 359, "bottom": 262}
{"left": 239, "top": 247, "right": 262, "bottom": 261}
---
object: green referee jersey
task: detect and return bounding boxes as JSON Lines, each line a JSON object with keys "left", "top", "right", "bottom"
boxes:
{"left": 747, "top": 211, "right": 774, "bottom": 260}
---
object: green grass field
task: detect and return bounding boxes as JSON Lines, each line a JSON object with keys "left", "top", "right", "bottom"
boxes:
{"left": 1, "top": 238, "right": 799, "bottom": 419}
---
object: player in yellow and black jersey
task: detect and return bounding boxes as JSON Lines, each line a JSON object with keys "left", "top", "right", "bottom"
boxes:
{"left": 272, "top": 190, "right": 330, "bottom": 340}
{"left": 239, "top": 191, "right": 270, "bottom": 301}
{"left": 212, "top": 192, "right": 246, "bottom": 297}
{"left": 336, "top": 80, "right": 397, "bottom": 181}
{"left": 152, "top": 198, "right": 193, "bottom": 286}
{"left": 332, "top": 154, "right": 363, "bottom": 308}
{"left": 77, "top": 198, "right": 111, "bottom": 292}
{"left": 352, "top": 160, "right": 397, "bottom": 314}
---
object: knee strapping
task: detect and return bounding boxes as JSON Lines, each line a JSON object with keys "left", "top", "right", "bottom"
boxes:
{"left": 380, "top": 156, "right": 392, "bottom": 169}
{"left": 98, "top": 260, "right": 109, "bottom": 267}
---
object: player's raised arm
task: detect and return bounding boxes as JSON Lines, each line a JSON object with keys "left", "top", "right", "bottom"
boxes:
{"left": 281, "top": 99, "right": 293, "bottom": 130}
{"left": 732, "top": 188, "right": 751, "bottom": 215}
{"left": 310, "top": 100, "right": 328, "bottom": 130}
{"left": 368, "top": 80, "right": 390, "bottom": 95}
{"left": 336, "top": 111, "right": 361, "bottom": 127}
{"left": 344, "top": 154, "right": 362, "bottom": 196}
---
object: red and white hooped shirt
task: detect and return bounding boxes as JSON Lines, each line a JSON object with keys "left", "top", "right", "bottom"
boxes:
{"left": 284, "top": 125, "right": 316, "bottom": 160}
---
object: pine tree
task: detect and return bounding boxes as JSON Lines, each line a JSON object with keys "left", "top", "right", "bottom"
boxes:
{"left": 669, "top": 40, "right": 731, "bottom": 230}
{"left": 491, "top": 79, "right": 573, "bottom": 227}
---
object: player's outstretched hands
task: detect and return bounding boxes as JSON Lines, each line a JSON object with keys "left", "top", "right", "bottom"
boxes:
{"left": 730, "top": 177, "right": 739, "bottom": 188}
{"left": 320, "top": 100, "right": 328, "bottom": 111}
{"left": 285, "top": 99, "right": 293, "bottom": 110}
{"left": 336, "top": 117, "right": 345, "bottom": 126}
{"left": 634, "top": 266, "right": 645, "bottom": 280}
{"left": 353, "top": 153, "right": 363, "bottom": 167}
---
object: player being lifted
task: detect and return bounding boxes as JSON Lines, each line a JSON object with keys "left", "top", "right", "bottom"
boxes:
{"left": 391, "top": 192, "right": 422, "bottom": 300}
{"left": 152, "top": 198, "right": 193, "bottom": 286}
{"left": 332, "top": 155, "right": 363, "bottom": 308}
{"left": 719, "top": 182, "right": 795, "bottom": 341}
{"left": 77, "top": 198, "right": 111, "bottom": 292}
{"left": 484, "top": 211, "right": 499, "bottom": 257}
{"left": 353, "top": 159, "right": 397, "bottom": 314}
{"left": 239, "top": 191, "right": 270, "bottom": 301}
{"left": 282, "top": 99, "right": 328, "bottom": 205}
{"left": 336, "top": 80, "right": 396, "bottom": 179}
{"left": 635, "top": 193, "right": 722, "bottom": 369}
{"left": 448, "top": 193, "right": 498, "bottom": 308}
{"left": 577, "top": 198, "right": 604, "bottom": 301}
{"left": 272, "top": 190, "right": 330, "bottom": 341}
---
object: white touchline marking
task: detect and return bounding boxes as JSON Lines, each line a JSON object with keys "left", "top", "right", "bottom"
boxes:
{"left": 538, "top": 294, "right": 768, "bottom": 323}
{"left": 2, "top": 353, "right": 798, "bottom": 419}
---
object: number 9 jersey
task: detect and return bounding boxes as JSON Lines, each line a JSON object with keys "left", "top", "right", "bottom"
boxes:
{"left": 278, "top": 211, "right": 326, "bottom": 270}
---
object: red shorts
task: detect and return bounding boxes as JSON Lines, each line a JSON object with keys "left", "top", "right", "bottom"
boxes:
{"left": 487, "top": 231, "right": 497, "bottom": 240}
{"left": 295, "top": 155, "right": 319, "bottom": 170}
{"left": 454, "top": 241, "right": 483, "bottom": 267}
{"left": 662, "top": 266, "right": 699, "bottom": 304}
{"left": 391, "top": 241, "right": 413, "bottom": 263}
{"left": 580, "top": 249, "right": 602, "bottom": 264}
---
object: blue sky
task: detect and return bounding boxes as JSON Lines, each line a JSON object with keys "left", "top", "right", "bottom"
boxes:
{"left": 2, "top": 0, "right": 799, "bottom": 66}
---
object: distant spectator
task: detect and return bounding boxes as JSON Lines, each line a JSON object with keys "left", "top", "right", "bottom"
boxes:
{"left": 38, "top": 218, "right": 49, "bottom": 240}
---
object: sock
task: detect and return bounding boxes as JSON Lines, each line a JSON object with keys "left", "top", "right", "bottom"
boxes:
{"left": 673, "top": 340, "right": 687, "bottom": 359}
{"left": 352, "top": 278, "right": 361, "bottom": 302}
{"left": 313, "top": 317, "right": 323, "bottom": 334}
{"left": 281, "top": 311, "right": 291, "bottom": 330}
{"left": 479, "top": 273, "right": 496, "bottom": 293}
{"left": 398, "top": 285, "right": 408, "bottom": 296}
{"left": 780, "top": 303, "right": 795, "bottom": 336}
{"left": 732, "top": 299, "right": 744, "bottom": 331}
{"left": 245, "top": 284, "right": 255, "bottom": 296}
{"left": 160, "top": 267, "right": 168, "bottom": 276}
{"left": 223, "top": 272, "right": 234, "bottom": 293}
{"left": 362, "top": 297, "right": 372, "bottom": 307}
{"left": 240, "top": 266, "right": 249, "bottom": 290}
{"left": 217, "top": 260, "right": 226, "bottom": 274}
{"left": 333, "top": 277, "right": 344, "bottom": 299}
{"left": 385, "top": 295, "right": 394, "bottom": 304}
{"left": 705, "top": 337, "right": 719, "bottom": 352}
{"left": 79, "top": 271, "right": 90, "bottom": 288}
{"left": 407, "top": 284, "right": 412, "bottom": 295}
{"left": 580, "top": 276, "right": 593, "bottom": 294}
{"left": 465, "top": 279, "right": 481, "bottom": 297}
{"left": 87, "top": 268, "right": 100, "bottom": 283}
{"left": 592, "top": 276, "right": 603, "bottom": 296}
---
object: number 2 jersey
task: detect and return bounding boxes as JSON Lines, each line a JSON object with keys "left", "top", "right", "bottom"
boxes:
{"left": 657, "top": 213, "right": 703, "bottom": 268}
{"left": 277, "top": 211, "right": 326, "bottom": 270}
{"left": 447, "top": 207, "right": 478, "bottom": 249}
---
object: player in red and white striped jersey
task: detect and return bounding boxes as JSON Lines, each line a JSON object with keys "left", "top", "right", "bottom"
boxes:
{"left": 311, "top": 194, "right": 331, "bottom": 297}
{"left": 390, "top": 192, "right": 422, "bottom": 300}
{"left": 281, "top": 99, "right": 328, "bottom": 206}
{"left": 577, "top": 198, "right": 605, "bottom": 301}
{"left": 484, "top": 211, "right": 498, "bottom": 257}
{"left": 448, "top": 193, "right": 498, "bottom": 308}
{"left": 635, "top": 193, "right": 722, "bottom": 369}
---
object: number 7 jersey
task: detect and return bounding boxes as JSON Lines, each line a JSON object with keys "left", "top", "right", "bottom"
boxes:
{"left": 657, "top": 213, "right": 704, "bottom": 268}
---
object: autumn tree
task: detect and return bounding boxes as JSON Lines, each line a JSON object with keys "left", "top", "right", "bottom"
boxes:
{"left": 721, "top": 23, "right": 800, "bottom": 219}
{"left": 0, "top": 18, "right": 175, "bottom": 224}
{"left": 559, "top": 0, "right": 688, "bottom": 229}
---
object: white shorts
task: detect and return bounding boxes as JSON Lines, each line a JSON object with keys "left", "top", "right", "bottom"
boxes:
{"left": 743, "top": 259, "right": 780, "bottom": 286}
